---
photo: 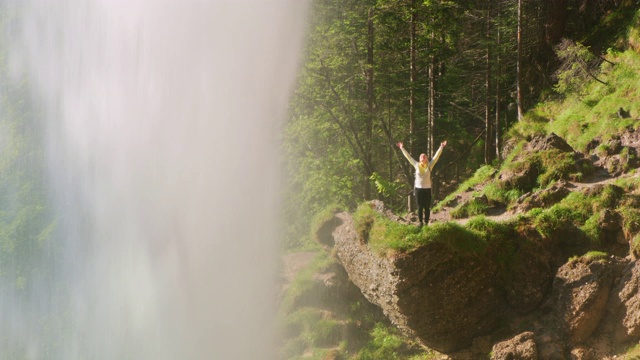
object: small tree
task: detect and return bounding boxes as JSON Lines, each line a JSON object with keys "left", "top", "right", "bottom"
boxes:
{"left": 554, "top": 38, "right": 607, "bottom": 94}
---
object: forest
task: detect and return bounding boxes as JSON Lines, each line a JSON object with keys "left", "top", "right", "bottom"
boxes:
{"left": 282, "top": 0, "right": 638, "bottom": 250}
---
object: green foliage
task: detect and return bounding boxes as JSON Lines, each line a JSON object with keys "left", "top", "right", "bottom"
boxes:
{"left": 629, "top": 10, "right": 640, "bottom": 50}
{"left": 354, "top": 323, "right": 405, "bottom": 360}
{"left": 450, "top": 197, "right": 489, "bottom": 219}
{"left": 619, "top": 205, "right": 640, "bottom": 238}
{"left": 580, "top": 213, "right": 603, "bottom": 245}
{"left": 538, "top": 150, "right": 585, "bottom": 186}
{"left": 569, "top": 251, "right": 608, "bottom": 263}
{"left": 483, "top": 182, "right": 522, "bottom": 206}
{"left": 309, "top": 204, "right": 342, "bottom": 248}
{"left": 353, "top": 203, "right": 382, "bottom": 243}
{"left": 554, "top": 39, "right": 602, "bottom": 95}
{"left": 356, "top": 202, "right": 486, "bottom": 256}
{"left": 371, "top": 172, "right": 403, "bottom": 199}
{"left": 282, "top": 7, "right": 640, "bottom": 358}
{"left": 596, "top": 184, "right": 624, "bottom": 211}
{"left": 532, "top": 203, "right": 588, "bottom": 238}
{"left": 279, "top": 252, "right": 334, "bottom": 316}
{"left": 513, "top": 47, "right": 640, "bottom": 153}
{"left": 434, "top": 165, "right": 496, "bottom": 212}
{"left": 631, "top": 234, "right": 640, "bottom": 256}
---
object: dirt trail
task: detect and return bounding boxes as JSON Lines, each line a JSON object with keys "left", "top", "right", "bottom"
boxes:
{"left": 430, "top": 167, "right": 639, "bottom": 226}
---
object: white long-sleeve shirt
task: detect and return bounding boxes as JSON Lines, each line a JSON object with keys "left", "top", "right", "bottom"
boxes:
{"left": 400, "top": 146, "right": 443, "bottom": 189}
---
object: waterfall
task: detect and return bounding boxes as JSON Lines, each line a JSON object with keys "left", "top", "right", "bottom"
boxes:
{"left": 1, "top": 1, "right": 308, "bottom": 359}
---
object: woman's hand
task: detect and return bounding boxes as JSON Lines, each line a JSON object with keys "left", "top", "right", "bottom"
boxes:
{"left": 397, "top": 142, "right": 404, "bottom": 149}
{"left": 440, "top": 140, "right": 447, "bottom": 148}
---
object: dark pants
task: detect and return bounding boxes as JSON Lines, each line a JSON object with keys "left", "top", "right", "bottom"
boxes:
{"left": 414, "top": 187, "right": 432, "bottom": 225}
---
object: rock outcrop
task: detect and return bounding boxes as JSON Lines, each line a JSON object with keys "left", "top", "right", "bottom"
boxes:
{"left": 323, "top": 208, "right": 553, "bottom": 353}
{"left": 491, "top": 332, "right": 538, "bottom": 360}
{"left": 318, "top": 202, "right": 640, "bottom": 357}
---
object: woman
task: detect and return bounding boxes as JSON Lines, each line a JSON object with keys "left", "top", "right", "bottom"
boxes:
{"left": 397, "top": 140, "right": 447, "bottom": 226}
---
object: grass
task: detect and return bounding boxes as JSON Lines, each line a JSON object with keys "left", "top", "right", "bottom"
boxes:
{"left": 522, "top": 48, "right": 640, "bottom": 153}
{"left": 278, "top": 252, "right": 335, "bottom": 316}
{"left": 433, "top": 165, "right": 496, "bottom": 212}
{"left": 280, "top": 307, "right": 344, "bottom": 359}
{"left": 353, "top": 323, "right": 441, "bottom": 360}
{"left": 354, "top": 203, "right": 521, "bottom": 259}
{"left": 450, "top": 196, "right": 489, "bottom": 219}
{"left": 568, "top": 251, "right": 609, "bottom": 263}
{"left": 310, "top": 203, "right": 343, "bottom": 245}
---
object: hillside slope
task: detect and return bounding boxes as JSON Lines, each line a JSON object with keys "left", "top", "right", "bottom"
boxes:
{"left": 278, "top": 8, "right": 640, "bottom": 360}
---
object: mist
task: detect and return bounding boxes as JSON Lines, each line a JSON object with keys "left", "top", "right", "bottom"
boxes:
{"left": 1, "top": 1, "right": 308, "bottom": 359}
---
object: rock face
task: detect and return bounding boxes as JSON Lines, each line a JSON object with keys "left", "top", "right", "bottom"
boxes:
{"left": 326, "top": 210, "right": 551, "bottom": 353}
{"left": 491, "top": 332, "right": 538, "bottom": 360}
{"left": 512, "top": 180, "right": 571, "bottom": 213}
{"left": 529, "top": 132, "right": 575, "bottom": 153}
{"left": 549, "top": 257, "right": 622, "bottom": 344}
{"left": 602, "top": 260, "right": 640, "bottom": 343}
{"left": 320, "top": 204, "right": 640, "bottom": 357}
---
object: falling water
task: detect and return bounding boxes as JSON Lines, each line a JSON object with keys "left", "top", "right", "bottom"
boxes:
{"left": 1, "top": 1, "right": 308, "bottom": 359}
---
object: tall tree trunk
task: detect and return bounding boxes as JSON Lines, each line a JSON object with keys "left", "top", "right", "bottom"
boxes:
{"left": 427, "top": 31, "right": 436, "bottom": 198}
{"left": 495, "top": 25, "right": 502, "bottom": 161}
{"left": 517, "top": 0, "right": 524, "bottom": 121}
{"left": 364, "top": 6, "right": 375, "bottom": 200}
{"left": 545, "top": 0, "right": 567, "bottom": 45}
{"left": 427, "top": 37, "right": 435, "bottom": 158}
{"left": 485, "top": 1, "right": 494, "bottom": 165}
{"left": 409, "top": 0, "right": 417, "bottom": 156}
